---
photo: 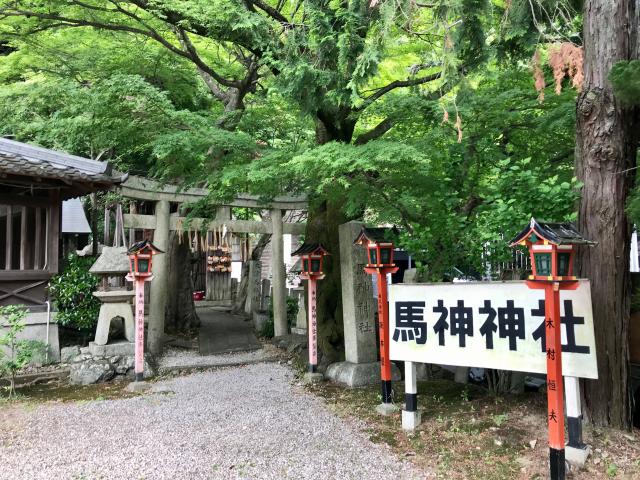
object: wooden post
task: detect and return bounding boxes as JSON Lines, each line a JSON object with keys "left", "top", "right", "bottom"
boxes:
{"left": 271, "top": 208, "right": 287, "bottom": 337}
{"left": 376, "top": 271, "right": 393, "bottom": 404}
{"left": 19, "top": 206, "right": 27, "bottom": 270}
{"left": 545, "top": 282, "right": 565, "bottom": 480}
{"left": 48, "top": 196, "right": 60, "bottom": 273}
{"left": 5, "top": 205, "right": 12, "bottom": 270}
{"left": 307, "top": 277, "right": 318, "bottom": 372}
{"left": 148, "top": 200, "right": 170, "bottom": 355}
{"left": 134, "top": 277, "right": 146, "bottom": 381}
{"left": 34, "top": 207, "right": 42, "bottom": 269}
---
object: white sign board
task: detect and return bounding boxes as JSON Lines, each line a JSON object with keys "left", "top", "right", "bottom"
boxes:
{"left": 389, "top": 280, "right": 598, "bottom": 379}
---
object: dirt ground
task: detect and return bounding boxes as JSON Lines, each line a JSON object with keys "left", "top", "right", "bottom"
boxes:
{"left": 305, "top": 378, "right": 640, "bottom": 479}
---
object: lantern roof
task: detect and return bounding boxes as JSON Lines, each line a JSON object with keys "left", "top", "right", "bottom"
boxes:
{"left": 127, "top": 239, "right": 164, "bottom": 255}
{"left": 353, "top": 227, "right": 398, "bottom": 245}
{"left": 509, "top": 218, "right": 596, "bottom": 247}
{"left": 291, "top": 242, "right": 330, "bottom": 257}
{"left": 89, "top": 246, "right": 130, "bottom": 275}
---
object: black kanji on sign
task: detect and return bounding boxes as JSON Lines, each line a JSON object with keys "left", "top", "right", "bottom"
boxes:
{"left": 497, "top": 300, "right": 525, "bottom": 351}
{"left": 531, "top": 299, "right": 547, "bottom": 352}
{"left": 548, "top": 380, "right": 556, "bottom": 391}
{"left": 433, "top": 300, "right": 449, "bottom": 346}
{"left": 532, "top": 299, "right": 590, "bottom": 354}
{"left": 549, "top": 409, "right": 558, "bottom": 423}
{"left": 561, "top": 300, "right": 590, "bottom": 354}
{"left": 450, "top": 300, "right": 473, "bottom": 347}
{"left": 393, "top": 301, "right": 427, "bottom": 344}
{"left": 479, "top": 300, "right": 497, "bottom": 349}
{"left": 547, "top": 348, "right": 556, "bottom": 360}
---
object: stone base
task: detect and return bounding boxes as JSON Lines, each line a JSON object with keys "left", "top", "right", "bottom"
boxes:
{"left": 93, "top": 300, "right": 134, "bottom": 346}
{"left": 402, "top": 410, "right": 421, "bottom": 430}
{"left": 89, "top": 340, "right": 135, "bottom": 357}
{"left": 126, "top": 381, "right": 151, "bottom": 393}
{"left": 325, "top": 361, "right": 401, "bottom": 388}
{"left": 291, "top": 327, "right": 308, "bottom": 335}
{"left": 565, "top": 445, "right": 591, "bottom": 469}
{"left": 302, "top": 372, "right": 324, "bottom": 384}
{"left": 375, "top": 402, "right": 399, "bottom": 416}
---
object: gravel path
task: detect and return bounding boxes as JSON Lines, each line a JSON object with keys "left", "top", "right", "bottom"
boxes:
{"left": 159, "top": 346, "right": 279, "bottom": 370}
{"left": 0, "top": 363, "right": 423, "bottom": 480}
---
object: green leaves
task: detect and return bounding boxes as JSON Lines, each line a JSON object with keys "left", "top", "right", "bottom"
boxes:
{"left": 48, "top": 256, "right": 101, "bottom": 332}
{"left": 610, "top": 60, "right": 640, "bottom": 106}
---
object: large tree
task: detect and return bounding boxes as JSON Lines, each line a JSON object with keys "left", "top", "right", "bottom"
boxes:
{"left": 575, "top": 0, "right": 639, "bottom": 428}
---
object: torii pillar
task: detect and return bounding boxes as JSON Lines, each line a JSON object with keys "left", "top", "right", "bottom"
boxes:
{"left": 271, "top": 208, "right": 287, "bottom": 337}
{"left": 148, "top": 200, "right": 170, "bottom": 354}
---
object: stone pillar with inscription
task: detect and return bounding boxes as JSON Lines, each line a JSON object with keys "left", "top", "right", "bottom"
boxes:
{"left": 325, "top": 221, "right": 400, "bottom": 387}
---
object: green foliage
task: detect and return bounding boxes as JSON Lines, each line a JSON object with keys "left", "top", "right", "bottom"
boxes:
{"left": 0, "top": 305, "right": 45, "bottom": 397}
{"left": 262, "top": 295, "right": 300, "bottom": 338}
{"left": 48, "top": 256, "right": 100, "bottom": 332}
{"left": 610, "top": 60, "right": 640, "bottom": 106}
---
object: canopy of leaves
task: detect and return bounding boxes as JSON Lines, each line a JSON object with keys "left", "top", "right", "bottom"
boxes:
{"left": 0, "top": 0, "right": 582, "bottom": 280}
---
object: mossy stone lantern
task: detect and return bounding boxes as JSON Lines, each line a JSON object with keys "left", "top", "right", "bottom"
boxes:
{"left": 509, "top": 218, "right": 595, "bottom": 282}
{"left": 127, "top": 239, "right": 163, "bottom": 278}
{"left": 353, "top": 227, "right": 397, "bottom": 268}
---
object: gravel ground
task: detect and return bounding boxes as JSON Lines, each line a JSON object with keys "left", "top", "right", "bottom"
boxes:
{"left": 158, "top": 346, "right": 279, "bottom": 370}
{"left": 0, "top": 363, "right": 423, "bottom": 480}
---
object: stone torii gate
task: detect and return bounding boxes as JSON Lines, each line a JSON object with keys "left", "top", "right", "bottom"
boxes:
{"left": 118, "top": 176, "right": 307, "bottom": 354}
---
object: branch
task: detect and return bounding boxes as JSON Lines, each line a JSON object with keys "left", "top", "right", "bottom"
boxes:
{"left": 353, "top": 118, "right": 394, "bottom": 145}
{"left": 0, "top": 6, "right": 240, "bottom": 88}
{"left": 251, "top": 0, "right": 291, "bottom": 25}
{"left": 354, "top": 71, "right": 442, "bottom": 112}
{"left": 173, "top": 27, "right": 237, "bottom": 98}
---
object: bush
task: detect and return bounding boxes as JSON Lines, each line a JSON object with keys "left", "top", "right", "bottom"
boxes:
{"left": 0, "top": 305, "right": 46, "bottom": 397}
{"left": 261, "top": 295, "right": 300, "bottom": 338}
{"left": 48, "top": 255, "right": 100, "bottom": 332}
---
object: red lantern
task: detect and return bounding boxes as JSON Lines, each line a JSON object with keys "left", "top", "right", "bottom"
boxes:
{"left": 509, "top": 218, "right": 595, "bottom": 282}
{"left": 353, "top": 227, "right": 397, "bottom": 268}
{"left": 292, "top": 243, "right": 330, "bottom": 278}
{"left": 509, "top": 218, "right": 595, "bottom": 480}
{"left": 127, "top": 240, "right": 164, "bottom": 278}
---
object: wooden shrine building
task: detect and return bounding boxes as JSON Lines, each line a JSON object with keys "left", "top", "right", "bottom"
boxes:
{"left": 0, "top": 138, "right": 126, "bottom": 310}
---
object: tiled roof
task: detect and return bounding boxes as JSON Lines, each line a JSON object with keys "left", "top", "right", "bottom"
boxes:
{"left": 0, "top": 137, "right": 126, "bottom": 186}
{"left": 291, "top": 242, "right": 329, "bottom": 256}
{"left": 509, "top": 218, "right": 596, "bottom": 246}
{"left": 353, "top": 227, "right": 398, "bottom": 245}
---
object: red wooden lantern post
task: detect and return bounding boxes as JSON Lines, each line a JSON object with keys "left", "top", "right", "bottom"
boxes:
{"left": 354, "top": 228, "right": 399, "bottom": 409}
{"left": 292, "top": 243, "right": 329, "bottom": 375}
{"left": 509, "top": 218, "right": 595, "bottom": 480}
{"left": 126, "top": 240, "right": 164, "bottom": 382}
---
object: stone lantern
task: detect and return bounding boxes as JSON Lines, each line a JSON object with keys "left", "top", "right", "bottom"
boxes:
{"left": 89, "top": 246, "right": 135, "bottom": 347}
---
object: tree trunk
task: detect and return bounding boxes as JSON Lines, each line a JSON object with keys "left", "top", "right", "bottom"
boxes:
{"left": 575, "top": 0, "right": 639, "bottom": 429}
{"left": 305, "top": 197, "right": 351, "bottom": 361}
{"left": 232, "top": 234, "right": 272, "bottom": 314}
{"left": 165, "top": 231, "right": 200, "bottom": 333}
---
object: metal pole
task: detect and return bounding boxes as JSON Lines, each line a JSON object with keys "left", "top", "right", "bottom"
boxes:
{"left": 307, "top": 277, "right": 318, "bottom": 373}
{"left": 565, "top": 376, "right": 584, "bottom": 448}
{"left": 134, "top": 277, "right": 145, "bottom": 382}
{"left": 545, "top": 282, "right": 565, "bottom": 480}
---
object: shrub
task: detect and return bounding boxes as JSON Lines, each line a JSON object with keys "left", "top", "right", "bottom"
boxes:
{"left": 261, "top": 295, "right": 300, "bottom": 338}
{"left": 48, "top": 255, "right": 100, "bottom": 332}
{"left": 0, "top": 305, "right": 46, "bottom": 397}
